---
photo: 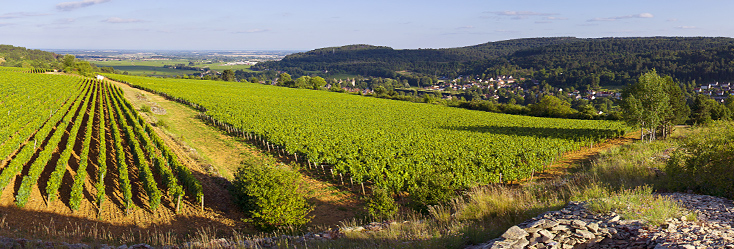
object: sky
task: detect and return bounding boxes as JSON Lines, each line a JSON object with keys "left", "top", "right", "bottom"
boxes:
{"left": 0, "top": 0, "right": 732, "bottom": 51}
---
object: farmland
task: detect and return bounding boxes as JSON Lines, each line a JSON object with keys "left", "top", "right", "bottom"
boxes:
{"left": 0, "top": 70, "right": 214, "bottom": 231}
{"left": 106, "top": 74, "right": 629, "bottom": 199}
{"left": 91, "top": 59, "right": 253, "bottom": 76}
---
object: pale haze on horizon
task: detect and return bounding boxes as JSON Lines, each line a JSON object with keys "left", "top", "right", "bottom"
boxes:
{"left": 0, "top": 0, "right": 731, "bottom": 51}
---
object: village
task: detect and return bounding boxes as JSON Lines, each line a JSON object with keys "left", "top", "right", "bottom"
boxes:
{"left": 694, "top": 82, "right": 734, "bottom": 102}
{"left": 423, "top": 75, "right": 622, "bottom": 101}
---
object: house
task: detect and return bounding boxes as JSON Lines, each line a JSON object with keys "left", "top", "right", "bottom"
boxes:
{"left": 96, "top": 75, "right": 105, "bottom": 80}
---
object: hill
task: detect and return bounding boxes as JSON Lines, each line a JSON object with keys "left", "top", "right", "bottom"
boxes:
{"left": 0, "top": 44, "right": 60, "bottom": 68}
{"left": 253, "top": 37, "right": 581, "bottom": 78}
{"left": 254, "top": 37, "right": 734, "bottom": 88}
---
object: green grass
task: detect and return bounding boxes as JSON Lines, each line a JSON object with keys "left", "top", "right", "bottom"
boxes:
{"left": 581, "top": 185, "right": 685, "bottom": 226}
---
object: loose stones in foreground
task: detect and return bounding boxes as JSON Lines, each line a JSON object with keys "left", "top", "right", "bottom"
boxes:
{"left": 469, "top": 193, "right": 734, "bottom": 249}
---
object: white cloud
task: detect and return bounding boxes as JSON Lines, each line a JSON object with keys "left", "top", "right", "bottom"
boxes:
{"left": 487, "top": 10, "right": 557, "bottom": 20}
{"left": 56, "top": 0, "right": 111, "bottom": 11}
{"left": 0, "top": 12, "right": 49, "bottom": 19}
{"left": 675, "top": 26, "right": 697, "bottom": 29}
{"left": 457, "top": 26, "right": 474, "bottom": 30}
{"left": 236, "top": 29, "right": 271, "bottom": 33}
{"left": 545, "top": 16, "right": 568, "bottom": 20}
{"left": 588, "top": 13, "right": 654, "bottom": 22}
{"left": 102, "top": 17, "right": 143, "bottom": 23}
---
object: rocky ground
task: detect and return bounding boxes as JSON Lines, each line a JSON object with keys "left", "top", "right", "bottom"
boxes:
{"left": 467, "top": 193, "right": 734, "bottom": 249}
{"left": 2, "top": 192, "right": 732, "bottom": 248}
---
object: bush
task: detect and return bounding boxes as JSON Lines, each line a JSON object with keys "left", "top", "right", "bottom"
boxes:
{"left": 140, "top": 105, "right": 151, "bottom": 113}
{"left": 367, "top": 187, "right": 398, "bottom": 220}
{"left": 666, "top": 122, "right": 734, "bottom": 198}
{"left": 408, "top": 173, "right": 456, "bottom": 212}
{"left": 230, "top": 159, "right": 312, "bottom": 231}
{"left": 155, "top": 119, "right": 167, "bottom": 128}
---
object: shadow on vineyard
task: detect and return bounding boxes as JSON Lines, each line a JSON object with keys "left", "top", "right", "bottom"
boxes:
{"left": 0, "top": 204, "right": 239, "bottom": 245}
{"left": 442, "top": 125, "right": 623, "bottom": 140}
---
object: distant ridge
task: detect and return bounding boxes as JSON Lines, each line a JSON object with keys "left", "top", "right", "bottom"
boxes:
{"left": 254, "top": 37, "right": 734, "bottom": 87}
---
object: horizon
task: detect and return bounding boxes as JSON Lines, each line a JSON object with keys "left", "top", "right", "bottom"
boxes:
{"left": 34, "top": 36, "right": 734, "bottom": 53}
{"left": 2, "top": 1, "right": 733, "bottom": 50}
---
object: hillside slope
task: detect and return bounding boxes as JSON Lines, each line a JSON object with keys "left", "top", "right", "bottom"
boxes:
{"left": 0, "top": 44, "right": 60, "bottom": 68}
{"left": 255, "top": 37, "right": 734, "bottom": 87}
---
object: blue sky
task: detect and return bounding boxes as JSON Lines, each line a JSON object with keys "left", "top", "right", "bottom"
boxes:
{"left": 0, "top": 0, "right": 731, "bottom": 50}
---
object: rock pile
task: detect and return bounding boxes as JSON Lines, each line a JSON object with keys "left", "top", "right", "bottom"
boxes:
{"left": 469, "top": 193, "right": 734, "bottom": 249}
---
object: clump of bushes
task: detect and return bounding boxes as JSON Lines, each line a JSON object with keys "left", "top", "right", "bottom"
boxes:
{"left": 666, "top": 121, "right": 734, "bottom": 198}
{"left": 230, "top": 159, "right": 313, "bottom": 231}
{"left": 366, "top": 187, "right": 398, "bottom": 220}
{"left": 140, "top": 105, "right": 151, "bottom": 113}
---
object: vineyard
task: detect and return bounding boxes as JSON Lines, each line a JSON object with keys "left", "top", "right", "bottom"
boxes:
{"left": 0, "top": 70, "right": 202, "bottom": 215}
{"left": 106, "top": 74, "right": 629, "bottom": 197}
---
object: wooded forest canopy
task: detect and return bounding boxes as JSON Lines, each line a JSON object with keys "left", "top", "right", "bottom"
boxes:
{"left": 253, "top": 37, "right": 734, "bottom": 88}
{"left": 0, "top": 45, "right": 60, "bottom": 68}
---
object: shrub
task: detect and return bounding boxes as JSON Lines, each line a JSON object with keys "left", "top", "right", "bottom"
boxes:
{"left": 408, "top": 172, "right": 456, "bottom": 212}
{"left": 230, "top": 160, "right": 312, "bottom": 231}
{"left": 140, "top": 105, "right": 151, "bottom": 113}
{"left": 155, "top": 119, "right": 167, "bottom": 128}
{"left": 366, "top": 187, "right": 398, "bottom": 220}
{"left": 666, "top": 122, "right": 734, "bottom": 198}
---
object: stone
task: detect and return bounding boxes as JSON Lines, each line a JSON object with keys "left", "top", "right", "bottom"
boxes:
{"left": 609, "top": 215, "right": 620, "bottom": 222}
{"left": 529, "top": 219, "right": 548, "bottom": 228}
{"left": 576, "top": 229, "right": 596, "bottom": 240}
{"left": 502, "top": 226, "right": 529, "bottom": 240}
{"left": 571, "top": 220, "right": 587, "bottom": 228}
{"left": 538, "top": 229, "right": 555, "bottom": 241}
{"left": 511, "top": 238, "right": 530, "bottom": 249}
{"left": 552, "top": 225, "right": 570, "bottom": 232}
{"left": 586, "top": 223, "right": 599, "bottom": 233}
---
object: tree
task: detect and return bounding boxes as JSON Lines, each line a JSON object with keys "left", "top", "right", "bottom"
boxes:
{"left": 278, "top": 72, "right": 293, "bottom": 87}
{"left": 222, "top": 69, "right": 235, "bottom": 81}
{"left": 659, "top": 76, "right": 690, "bottom": 138}
{"left": 62, "top": 54, "right": 76, "bottom": 73}
{"left": 528, "top": 95, "right": 577, "bottom": 118}
{"left": 294, "top": 76, "right": 311, "bottom": 88}
{"left": 726, "top": 95, "right": 734, "bottom": 113}
{"left": 309, "top": 76, "right": 327, "bottom": 90}
{"left": 621, "top": 70, "right": 671, "bottom": 141}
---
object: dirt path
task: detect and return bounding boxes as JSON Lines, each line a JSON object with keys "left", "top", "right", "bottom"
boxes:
{"left": 529, "top": 130, "right": 641, "bottom": 182}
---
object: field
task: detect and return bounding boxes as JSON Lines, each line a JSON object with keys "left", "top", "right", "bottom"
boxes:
{"left": 91, "top": 59, "right": 252, "bottom": 76}
{"left": 0, "top": 71, "right": 247, "bottom": 243}
{"left": 105, "top": 74, "right": 629, "bottom": 198}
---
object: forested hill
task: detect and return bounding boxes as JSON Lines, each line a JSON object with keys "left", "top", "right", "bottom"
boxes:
{"left": 252, "top": 37, "right": 581, "bottom": 78}
{"left": 485, "top": 37, "right": 734, "bottom": 87}
{"left": 254, "top": 37, "right": 734, "bottom": 88}
{"left": 0, "top": 45, "right": 60, "bottom": 68}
